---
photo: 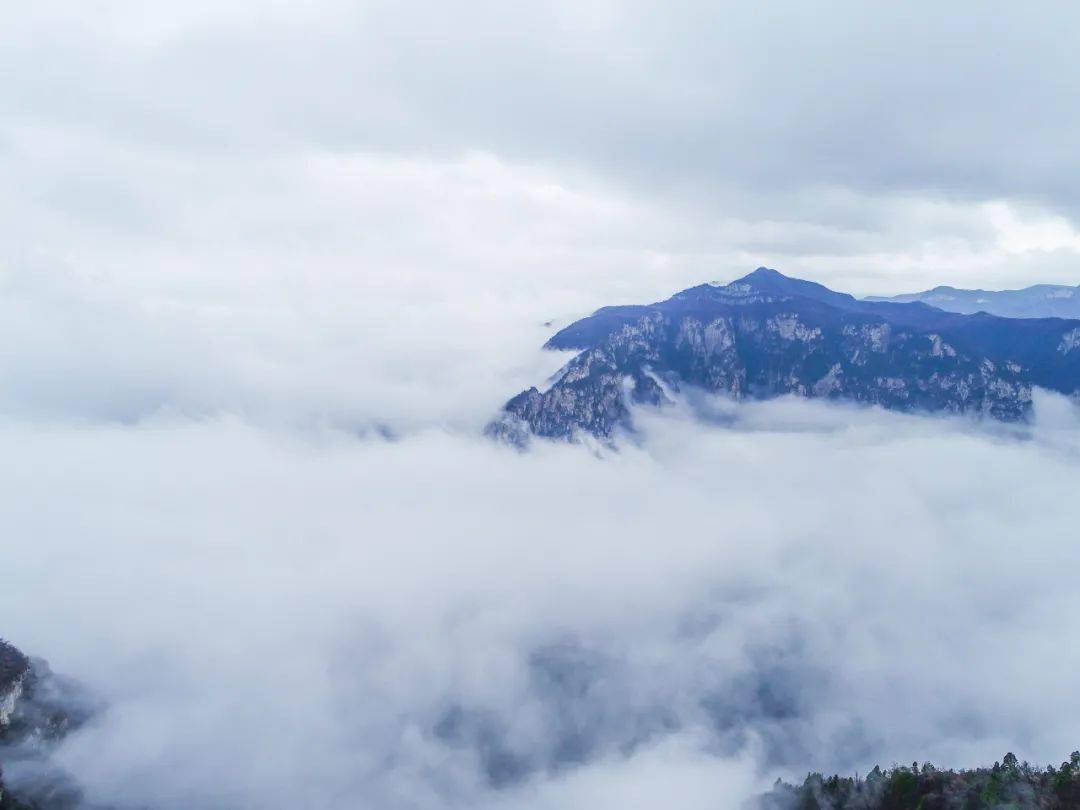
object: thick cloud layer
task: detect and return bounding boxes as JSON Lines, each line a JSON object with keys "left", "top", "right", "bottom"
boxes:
{"left": 10, "top": 2, "right": 1080, "bottom": 213}
{"left": 3, "top": 394, "right": 1080, "bottom": 809}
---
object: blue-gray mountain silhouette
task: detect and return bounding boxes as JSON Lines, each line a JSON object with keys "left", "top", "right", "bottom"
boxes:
{"left": 490, "top": 268, "right": 1080, "bottom": 441}
{"left": 868, "top": 282, "right": 1080, "bottom": 318}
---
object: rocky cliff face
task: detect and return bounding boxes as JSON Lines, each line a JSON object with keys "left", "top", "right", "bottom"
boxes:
{"left": 0, "top": 640, "right": 96, "bottom": 810}
{"left": 490, "top": 268, "right": 1080, "bottom": 442}
{"left": 0, "top": 644, "right": 30, "bottom": 735}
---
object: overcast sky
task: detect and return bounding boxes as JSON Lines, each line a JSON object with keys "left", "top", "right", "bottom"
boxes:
{"left": 4, "top": 0, "right": 1080, "bottom": 432}
{"left": 4, "top": 4, "right": 1080, "bottom": 809}
{"left": 7, "top": 1, "right": 1080, "bottom": 301}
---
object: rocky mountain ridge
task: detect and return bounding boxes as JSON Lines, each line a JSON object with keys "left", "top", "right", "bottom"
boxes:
{"left": 490, "top": 268, "right": 1080, "bottom": 442}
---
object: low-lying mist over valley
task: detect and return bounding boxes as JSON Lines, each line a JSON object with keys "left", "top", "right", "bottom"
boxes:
{"left": 5, "top": 243, "right": 1080, "bottom": 808}
{"left": 4, "top": 390, "right": 1080, "bottom": 807}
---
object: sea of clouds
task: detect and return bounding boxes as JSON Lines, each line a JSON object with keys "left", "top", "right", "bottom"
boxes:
{"left": 4, "top": 366, "right": 1080, "bottom": 808}
{"left": 4, "top": 2, "right": 1080, "bottom": 808}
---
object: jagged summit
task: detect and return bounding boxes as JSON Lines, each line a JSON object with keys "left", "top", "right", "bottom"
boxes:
{"left": 491, "top": 268, "right": 1080, "bottom": 443}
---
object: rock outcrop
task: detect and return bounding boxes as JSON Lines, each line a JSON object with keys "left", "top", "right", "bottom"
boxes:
{"left": 0, "top": 640, "right": 96, "bottom": 810}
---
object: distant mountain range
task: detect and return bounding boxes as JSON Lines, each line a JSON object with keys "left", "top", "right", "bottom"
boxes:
{"left": 489, "top": 268, "right": 1080, "bottom": 442}
{"left": 868, "top": 283, "right": 1080, "bottom": 318}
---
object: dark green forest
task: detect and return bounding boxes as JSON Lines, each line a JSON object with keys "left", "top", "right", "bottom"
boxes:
{"left": 762, "top": 752, "right": 1080, "bottom": 809}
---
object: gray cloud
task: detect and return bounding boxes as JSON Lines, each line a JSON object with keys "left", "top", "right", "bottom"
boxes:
{"left": 4, "top": 0, "right": 1080, "bottom": 306}
{"left": 9, "top": 2, "right": 1080, "bottom": 214}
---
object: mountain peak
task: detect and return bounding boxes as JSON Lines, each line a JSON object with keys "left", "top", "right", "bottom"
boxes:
{"left": 728, "top": 267, "right": 792, "bottom": 289}
{"left": 741, "top": 266, "right": 786, "bottom": 281}
{"left": 725, "top": 266, "right": 856, "bottom": 308}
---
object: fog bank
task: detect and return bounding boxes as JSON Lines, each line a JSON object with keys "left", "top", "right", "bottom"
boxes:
{"left": 2, "top": 394, "right": 1079, "bottom": 808}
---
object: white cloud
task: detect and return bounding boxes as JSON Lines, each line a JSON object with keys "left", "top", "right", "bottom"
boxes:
{"left": 987, "top": 201, "right": 1080, "bottom": 256}
{"left": 2, "top": 396, "right": 1079, "bottom": 807}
